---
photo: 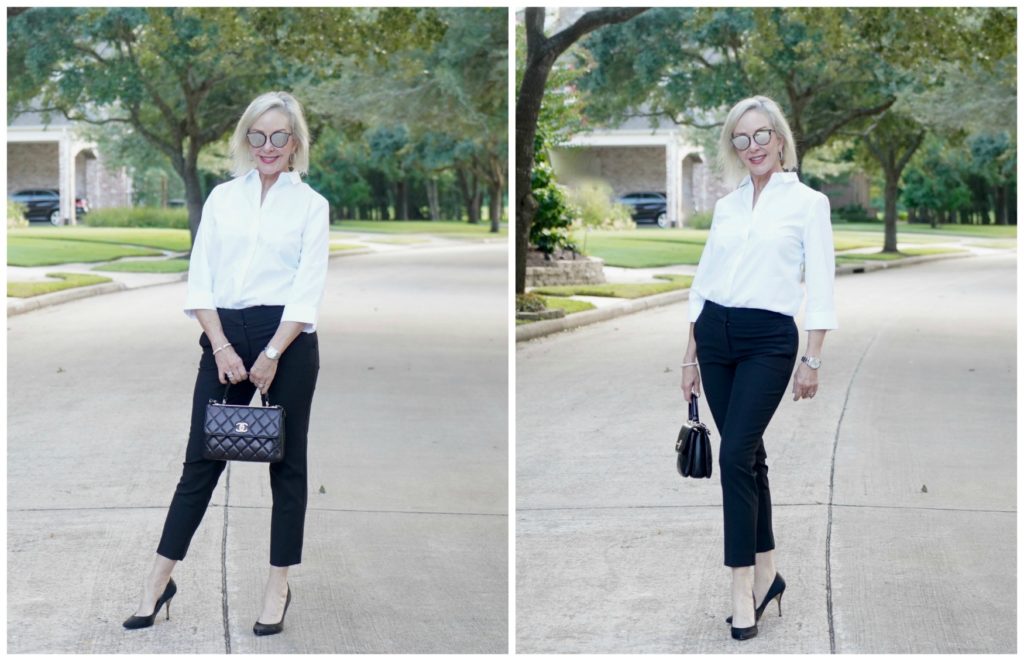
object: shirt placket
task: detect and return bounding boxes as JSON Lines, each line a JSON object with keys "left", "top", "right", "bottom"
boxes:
{"left": 725, "top": 186, "right": 756, "bottom": 298}
{"left": 237, "top": 181, "right": 265, "bottom": 302}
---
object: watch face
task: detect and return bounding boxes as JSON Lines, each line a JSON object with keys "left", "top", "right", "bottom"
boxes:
{"left": 265, "top": 346, "right": 280, "bottom": 360}
{"left": 804, "top": 356, "right": 821, "bottom": 369}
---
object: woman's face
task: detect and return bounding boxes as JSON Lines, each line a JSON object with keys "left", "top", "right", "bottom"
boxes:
{"left": 247, "top": 108, "right": 297, "bottom": 179}
{"left": 731, "top": 109, "right": 784, "bottom": 179}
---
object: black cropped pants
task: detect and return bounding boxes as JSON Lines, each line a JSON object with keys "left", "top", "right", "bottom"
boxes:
{"left": 694, "top": 300, "right": 798, "bottom": 568}
{"left": 157, "top": 305, "right": 320, "bottom": 567}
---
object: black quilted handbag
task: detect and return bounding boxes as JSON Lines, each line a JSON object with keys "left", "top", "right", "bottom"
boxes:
{"left": 203, "top": 385, "right": 285, "bottom": 463}
{"left": 676, "top": 394, "right": 712, "bottom": 479}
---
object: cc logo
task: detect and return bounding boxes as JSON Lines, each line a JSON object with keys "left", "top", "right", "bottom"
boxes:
{"left": 235, "top": 421, "right": 249, "bottom": 433}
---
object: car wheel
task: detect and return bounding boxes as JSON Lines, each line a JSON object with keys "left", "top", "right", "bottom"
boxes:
{"left": 49, "top": 209, "right": 63, "bottom": 226}
{"left": 656, "top": 212, "right": 668, "bottom": 228}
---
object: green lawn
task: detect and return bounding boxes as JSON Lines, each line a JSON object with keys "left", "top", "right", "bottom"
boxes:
{"left": 362, "top": 236, "right": 432, "bottom": 245}
{"left": 9, "top": 227, "right": 191, "bottom": 251}
{"left": 8, "top": 272, "right": 113, "bottom": 298}
{"left": 836, "top": 247, "right": 967, "bottom": 263}
{"left": 331, "top": 220, "right": 507, "bottom": 237}
{"left": 330, "top": 243, "right": 366, "bottom": 252}
{"left": 92, "top": 258, "right": 190, "bottom": 273}
{"left": 834, "top": 221, "right": 1016, "bottom": 239}
{"left": 541, "top": 295, "right": 596, "bottom": 315}
{"left": 532, "top": 276, "right": 693, "bottom": 299}
{"left": 8, "top": 237, "right": 163, "bottom": 266}
{"left": 573, "top": 229, "right": 708, "bottom": 268}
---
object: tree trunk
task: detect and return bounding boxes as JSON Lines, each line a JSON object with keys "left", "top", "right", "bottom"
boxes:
{"left": 396, "top": 179, "right": 409, "bottom": 220}
{"left": 907, "top": 207, "right": 917, "bottom": 224}
{"left": 426, "top": 178, "right": 440, "bottom": 221}
{"left": 1007, "top": 183, "right": 1016, "bottom": 225}
{"left": 489, "top": 183, "right": 503, "bottom": 233}
{"left": 183, "top": 157, "right": 204, "bottom": 250}
{"left": 882, "top": 174, "right": 899, "bottom": 253}
{"left": 994, "top": 185, "right": 1006, "bottom": 225}
{"left": 456, "top": 166, "right": 481, "bottom": 224}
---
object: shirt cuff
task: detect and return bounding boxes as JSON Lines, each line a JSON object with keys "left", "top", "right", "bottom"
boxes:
{"left": 282, "top": 303, "right": 318, "bottom": 333}
{"left": 803, "top": 311, "right": 838, "bottom": 331}
{"left": 688, "top": 291, "right": 705, "bottom": 322}
{"left": 183, "top": 292, "right": 216, "bottom": 320}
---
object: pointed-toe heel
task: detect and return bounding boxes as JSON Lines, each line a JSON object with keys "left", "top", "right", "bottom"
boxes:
{"left": 253, "top": 586, "right": 291, "bottom": 636}
{"left": 123, "top": 578, "right": 177, "bottom": 630}
{"left": 725, "top": 572, "right": 786, "bottom": 625}
{"left": 730, "top": 624, "right": 758, "bottom": 640}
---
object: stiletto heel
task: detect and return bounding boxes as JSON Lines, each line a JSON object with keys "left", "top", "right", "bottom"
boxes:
{"left": 123, "top": 578, "right": 177, "bottom": 630}
{"left": 253, "top": 586, "right": 291, "bottom": 636}
{"left": 725, "top": 573, "right": 786, "bottom": 625}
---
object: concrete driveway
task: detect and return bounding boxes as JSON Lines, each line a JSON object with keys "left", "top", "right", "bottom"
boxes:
{"left": 7, "top": 242, "right": 509, "bottom": 653}
{"left": 516, "top": 252, "right": 1015, "bottom": 653}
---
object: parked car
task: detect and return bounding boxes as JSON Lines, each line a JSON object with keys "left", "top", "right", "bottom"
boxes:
{"left": 9, "top": 189, "right": 89, "bottom": 226}
{"left": 616, "top": 191, "right": 668, "bottom": 228}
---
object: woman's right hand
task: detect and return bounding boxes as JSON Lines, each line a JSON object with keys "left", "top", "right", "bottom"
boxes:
{"left": 681, "top": 364, "right": 701, "bottom": 403}
{"left": 215, "top": 347, "right": 248, "bottom": 385}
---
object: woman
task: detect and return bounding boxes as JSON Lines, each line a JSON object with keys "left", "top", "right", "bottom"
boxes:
{"left": 123, "top": 91, "right": 329, "bottom": 636}
{"left": 680, "top": 95, "right": 837, "bottom": 641}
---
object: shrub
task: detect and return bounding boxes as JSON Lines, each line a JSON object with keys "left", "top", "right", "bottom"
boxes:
{"left": 833, "top": 204, "right": 876, "bottom": 223}
{"left": 84, "top": 207, "right": 189, "bottom": 229}
{"left": 686, "top": 210, "right": 713, "bottom": 229}
{"left": 530, "top": 160, "right": 578, "bottom": 255}
{"left": 567, "top": 179, "right": 635, "bottom": 231}
{"left": 516, "top": 292, "right": 547, "bottom": 313}
{"left": 7, "top": 200, "right": 28, "bottom": 229}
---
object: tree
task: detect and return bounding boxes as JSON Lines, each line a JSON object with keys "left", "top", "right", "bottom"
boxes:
{"left": 515, "top": 7, "right": 648, "bottom": 294}
{"left": 856, "top": 112, "right": 925, "bottom": 251}
{"left": 8, "top": 7, "right": 444, "bottom": 245}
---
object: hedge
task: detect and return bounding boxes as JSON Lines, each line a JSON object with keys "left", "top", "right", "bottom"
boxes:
{"left": 84, "top": 207, "right": 189, "bottom": 229}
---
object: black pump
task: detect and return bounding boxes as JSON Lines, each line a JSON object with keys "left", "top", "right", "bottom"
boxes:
{"left": 123, "top": 578, "right": 177, "bottom": 630}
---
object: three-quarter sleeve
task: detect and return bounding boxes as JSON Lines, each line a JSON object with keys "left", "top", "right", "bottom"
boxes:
{"left": 802, "top": 193, "right": 838, "bottom": 330}
{"left": 281, "top": 194, "right": 330, "bottom": 332}
{"left": 183, "top": 190, "right": 218, "bottom": 319}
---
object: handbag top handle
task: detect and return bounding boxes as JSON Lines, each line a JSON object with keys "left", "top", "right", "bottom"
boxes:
{"left": 221, "top": 383, "right": 272, "bottom": 408}
{"left": 688, "top": 393, "right": 701, "bottom": 423}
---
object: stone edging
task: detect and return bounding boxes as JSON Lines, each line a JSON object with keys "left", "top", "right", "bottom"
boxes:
{"left": 517, "top": 250, "right": 974, "bottom": 343}
{"left": 8, "top": 281, "right": 128, "bottom": 316}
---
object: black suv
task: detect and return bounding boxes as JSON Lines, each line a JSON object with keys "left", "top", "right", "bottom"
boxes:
{"left": 9, "top": 189, "right": 89, "bottom": 225}
{"left": 616, "top": 191, "right": 668, "bottom": 228}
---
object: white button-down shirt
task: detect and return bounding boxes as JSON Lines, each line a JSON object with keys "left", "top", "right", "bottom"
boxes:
{"left": 184, "top": 169, "right": 330, "bottom": 332}
{"left": 688, "top": 172, "right": 838, "bottom": 330}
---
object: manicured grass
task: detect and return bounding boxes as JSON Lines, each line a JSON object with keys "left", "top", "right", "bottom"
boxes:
{"left": 330, "top": 243, "right": 366, "bottom": 252}
{"left": 540, "top": 296, "right": 596, "bottom": 314}
{"left": 836, "top": 247, "right": 967, "bottom": 263}
{"left": 575, "top": 230, "right": 708, "bottom": 268}
{"left": 92, "top": 258, "right": 190, "bottom": 273}
{"left": 965, "top": 239, "right": 1018, "bottom": 250}
{"left": 8, "top": 272, "right": 113, "bottom": 298}
{"left": 835, "top": 221, "right": 1016, "bottom": 239}
{"left": 653, "top": 274, "right": 695, "bottom": 287}
{"left": 8, "top": 237, "right": 162, "bottom": 266}
{"left": 363, "top": 237, "right": 432, "bottom": 245}
{"left": 331, "top": 220, "right": 507, "bottom": 237}
{"left": 9, "top": 227, "right": 191, "bottom": 251}
{"left": 532, "top": 277, "right": 692, "bottom": 299}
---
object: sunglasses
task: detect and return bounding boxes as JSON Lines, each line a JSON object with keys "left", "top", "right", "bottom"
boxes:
{"left": 731, "top": 129, "right": 775, "bottom": 151}
{"left": 246, "top": 130, "right": 292, "bottom": 148}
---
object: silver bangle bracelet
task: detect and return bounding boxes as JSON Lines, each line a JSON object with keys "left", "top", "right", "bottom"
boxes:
{"left": 212, "top": 343, "right": 232, "bottom": 356}
{"left": 681, "top": 361, "right": 698, "bottom": 368}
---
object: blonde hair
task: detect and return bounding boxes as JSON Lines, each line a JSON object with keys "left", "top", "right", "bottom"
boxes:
{"left": 717, "top": 95, "right": 798, "bottom": 188}
{"left": 229, "top": 91, "right": 311, "bottom": 177}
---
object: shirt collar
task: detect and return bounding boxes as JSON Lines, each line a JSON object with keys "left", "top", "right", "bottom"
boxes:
{"left": 737, "top": 171, "right": 798, "bottom": 189}
{"left": 243, "top": 168, "right": 301, "bottom": 187}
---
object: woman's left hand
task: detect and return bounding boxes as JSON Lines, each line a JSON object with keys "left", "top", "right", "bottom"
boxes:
{"left": 792, "top": 363, "right": 819, "bottom": 401}
{"left": 249, "top": 353, "right": 279, "bottom": 396}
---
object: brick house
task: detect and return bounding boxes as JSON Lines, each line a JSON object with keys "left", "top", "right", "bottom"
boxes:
{"left": 7, "top": 111, "right": 132, "bottom": 224}
{"left": 549, "top": 114, "right": 729, "bottom": 227}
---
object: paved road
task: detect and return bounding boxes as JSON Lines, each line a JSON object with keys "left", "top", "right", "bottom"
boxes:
{"left": 8, "top": 242, "right": 509, "bottom": 653}
{"left": 516, "top": 252, "right": 1016, "bottom": 653}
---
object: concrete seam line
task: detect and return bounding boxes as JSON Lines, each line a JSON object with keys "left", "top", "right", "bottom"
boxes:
{"left": 221, "top": 462, "right": 232, "bottom": 654}
{"left": 514, "top": 502, "right": 1017, "bottom": 514}
{"left": 826, "top": 331, "right": 878, "bottom": 654}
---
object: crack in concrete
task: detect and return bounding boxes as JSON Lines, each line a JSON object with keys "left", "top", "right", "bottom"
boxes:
{"left": 515, "top": 503, "right": 1015, "bottom": 514}
{"left": 8, "top": 505, "right": 508, "bottom": 517}
{"left": 826, "top": 332, "right": 877, "bottom": 654}
{"left": 221, "top": 463, "right": 232, "bottom": 654}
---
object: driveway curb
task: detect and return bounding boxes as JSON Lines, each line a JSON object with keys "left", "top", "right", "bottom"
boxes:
{"left": 7, "top": 282, "right": 128, "bottom": 317}
{"left": 517, "top": 250, "right": 974, "bottom": 342}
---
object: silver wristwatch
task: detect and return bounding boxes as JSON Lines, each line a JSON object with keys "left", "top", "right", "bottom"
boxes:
{"left": 801, "top": 355, "right": 821, "bottom": 370}
{"left": 263, "top": 345, "right": 281, "bottom": 361}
